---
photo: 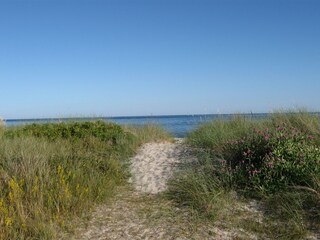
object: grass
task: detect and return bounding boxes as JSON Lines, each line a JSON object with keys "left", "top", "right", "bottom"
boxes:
{"left": 1, "top": 113, "right": 319, "bottom": 239}
{"left": 125, "top": 124, "right": 174, "bottom": 144}
{"left": 168, "top": 111, "right": 320, "bottom": 239}
{"left": 0, "top": 121, "right": 171, "bottom": 239}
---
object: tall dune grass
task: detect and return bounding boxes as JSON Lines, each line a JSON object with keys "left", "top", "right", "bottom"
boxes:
{"left": 168, "top": 111, "right": 320, "bottom": 238}
{"left": 0, "top": 121, "right": 171, "bottom": 239}
{"left": 125, "top": 124, "right": 173, "bottom": 144}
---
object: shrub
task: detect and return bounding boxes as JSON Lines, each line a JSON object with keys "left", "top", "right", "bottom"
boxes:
{"left": 224, "top": 125, "right": 320, "bottom": 193}
{"left": 5, "top": 121, "right": 125, "bottom": 143}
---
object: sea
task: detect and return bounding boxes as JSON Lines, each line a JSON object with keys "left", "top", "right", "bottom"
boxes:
{"left": 3, "top": 113, "right": 319, "bottom": 137}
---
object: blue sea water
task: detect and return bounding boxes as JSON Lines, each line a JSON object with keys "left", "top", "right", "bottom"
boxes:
{"left": 3, "top": 114, "right": 270, "bottom": 137}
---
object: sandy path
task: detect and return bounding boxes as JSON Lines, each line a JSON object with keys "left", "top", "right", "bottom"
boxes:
{"left": 128, "top": 138, "right": 192, "bottom": 194}
{"left": 61, "top": 140, "right": 262, "bottom": 240}
{"left": 65, "top": 187, "right": 240, "bottom": 240}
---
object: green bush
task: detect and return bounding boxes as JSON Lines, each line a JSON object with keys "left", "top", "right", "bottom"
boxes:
{"left": 185, "top": 112, "right": 320, "bottom": 194}
{"left": 224, "top": 125, "right": 320, "bottom": 193}
{"left": 5, "top": 121, "right": 125, "bottom": 143}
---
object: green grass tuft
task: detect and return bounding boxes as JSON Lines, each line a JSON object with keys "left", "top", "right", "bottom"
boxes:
{"left": 125, "top": 124, "right": 173, "bottom": 144}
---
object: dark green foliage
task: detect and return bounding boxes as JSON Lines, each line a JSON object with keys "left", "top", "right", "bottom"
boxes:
{"left": 5, "top": 121, "right": 126, "bottom": 144}
{"left": 224, "top": 125, "right": 320, "bottom": 193}
{"left": 186, "top": 112, "right": 320, "bottom": 194}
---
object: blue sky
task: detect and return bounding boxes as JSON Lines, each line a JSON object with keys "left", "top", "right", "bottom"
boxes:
{"left": 0, "top": 0, "right": 319, "bottom": 119}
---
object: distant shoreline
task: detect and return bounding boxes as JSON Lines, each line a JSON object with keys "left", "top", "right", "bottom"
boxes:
{"left": 4, "top": 112, "right": 320, "bottom": 138}
{"left": 4, "top": 112, "right": 320, "bottom": 122}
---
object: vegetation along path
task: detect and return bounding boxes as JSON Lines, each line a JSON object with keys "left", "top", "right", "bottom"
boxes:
{"left": 62, "top": 136, "right": 319, "bottom": 240}
{"left": 63, "top": 139, "right": 252, "bottom": 240}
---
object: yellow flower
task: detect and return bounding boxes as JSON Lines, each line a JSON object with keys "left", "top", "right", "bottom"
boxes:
{"left": 32, "top": 187, "right": 38, "bottom": 194}
{"left": 8, "top": 178, "right": 23, "bottom": 199}
{"left": 0, "top": 198, "right": 7, "bottom": 214}
{"left": 64, "top": 186, "right": 71, "bottom": 199}
{"left": 9, "top": 178, "right": 19, "bottom": 191}
{"left": 5, "top": 217, "right": 12, "bottom": 226}
{"left": 57, "top": 165, "right": 62, "bottom": 174}
{"left": 8, "top": 192, "right": 14, "bottom": 203}
{"left": 21, "top": 223, "right": 27, "bottom": 231}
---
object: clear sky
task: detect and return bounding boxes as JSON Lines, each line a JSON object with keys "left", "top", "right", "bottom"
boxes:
{"left": 0, "top": 0, "right": 319, "bottom": 119}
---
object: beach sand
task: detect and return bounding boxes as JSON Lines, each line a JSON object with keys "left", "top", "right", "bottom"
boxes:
{"left": 128, "top": 138, "right": 193, "bottom": 194}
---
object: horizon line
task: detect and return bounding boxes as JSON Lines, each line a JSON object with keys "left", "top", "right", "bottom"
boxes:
{"left": 3, "top": 111, "right": 320, "bottom": 122}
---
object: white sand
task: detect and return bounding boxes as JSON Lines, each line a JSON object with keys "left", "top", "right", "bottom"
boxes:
{"left": 128, "top": 138, "right": 193, "bottom": 194}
